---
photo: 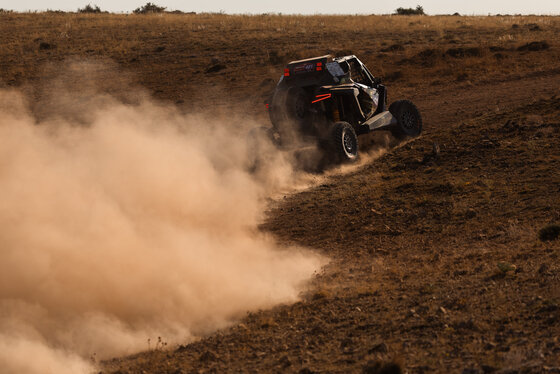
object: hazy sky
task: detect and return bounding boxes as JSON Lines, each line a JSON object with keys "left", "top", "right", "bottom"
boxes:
{"left": 2, "top": 0, "right": 559, "bottom": 14}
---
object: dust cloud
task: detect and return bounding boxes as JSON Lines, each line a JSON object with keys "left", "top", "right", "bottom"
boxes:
{"left": 0, "top": 82, "right": 325, "bottom": 373}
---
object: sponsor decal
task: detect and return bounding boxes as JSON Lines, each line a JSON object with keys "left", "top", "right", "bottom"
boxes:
{"left": 294, "top": 62, "right": 316, "bottom": 73}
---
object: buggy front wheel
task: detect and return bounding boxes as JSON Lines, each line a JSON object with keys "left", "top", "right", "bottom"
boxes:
{"left": 389, "top": 100, "right": 422, "bottom": 139}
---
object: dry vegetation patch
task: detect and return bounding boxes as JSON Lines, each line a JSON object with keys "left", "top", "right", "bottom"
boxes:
{"left": 0, "top": 13, "right": 558, "bottom": 116}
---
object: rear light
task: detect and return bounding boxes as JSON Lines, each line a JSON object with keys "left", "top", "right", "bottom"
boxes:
{"left": 284, "top": 68, "right": 290, "bottom": 77}
{"left": 316, "top": 62, "right": 323, "bottom": 71}
{"left": 311, "top": 93, "right": 331, "bottom": 104}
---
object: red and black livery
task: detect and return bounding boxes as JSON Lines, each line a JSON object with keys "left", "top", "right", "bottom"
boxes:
{"left": 264, "top": 54, "right": 422, "bottom": 162}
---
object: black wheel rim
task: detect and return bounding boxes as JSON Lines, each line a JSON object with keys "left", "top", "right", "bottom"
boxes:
{"left": 402, "top": 111, "right": 417, "bottom": 130}
{"left": 342, "top": 129, "right": 357, "bottom": 156}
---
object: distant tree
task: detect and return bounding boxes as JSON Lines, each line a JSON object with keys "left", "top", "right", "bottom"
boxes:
{"left": 395, "top": 5, "right": 425, "bottom": 15}
{"left": 133, "top": 2, "right": 166, "bottom": 14}
{"left": 78, "top": 4, "right": 102, "bottom": 13}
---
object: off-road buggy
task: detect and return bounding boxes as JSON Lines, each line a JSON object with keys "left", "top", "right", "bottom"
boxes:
{"left": 251, "top": 54, "right": 422, "bottom": 163}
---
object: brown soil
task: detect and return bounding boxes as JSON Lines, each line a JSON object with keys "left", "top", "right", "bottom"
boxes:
{"left": 1, "top": 12, "right": 559, "bottom": 374}
{"left": 105, "top": 71, "right": 560, "bottom": 374}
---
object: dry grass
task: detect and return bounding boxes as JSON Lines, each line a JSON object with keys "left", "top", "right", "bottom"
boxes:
{"left": 1, "top": 13, "right": 559, "bottom": 116}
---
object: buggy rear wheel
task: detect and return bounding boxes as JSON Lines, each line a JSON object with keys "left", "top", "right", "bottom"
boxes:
{"left": 246, "top": 126, "right": 279, "bottom": 172}
{"left": 271, "top": 86, "right": 310, "bottom": 126}
{"left": 328, "top": 121, "right": 359, "bottom": 162}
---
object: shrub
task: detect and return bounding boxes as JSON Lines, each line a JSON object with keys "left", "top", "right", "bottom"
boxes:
{"left": 395, "top": 5, "right": 425, "bottom": 15}
{"left": 445, "top": 47, "right": 483, "bottom": 58}
{"left": 78, "top": 4, "right": 102, "bottom": 13}
{"left": 539, "top": 224, "right": 560, "bottom": 242}
{"left": 268, "top": 50, "right": 283, "bottom": 65}
{"left": 381, "top": 43, "right": 405, "bottom": 52}
{"left": 38, "top": 42, "right": 55, "bottom": 50}
{"left": 134, "top": 2, "right": 166, "bottom": 14}
{"left": 517, "top": 41, "right": 550, "bottom": 52}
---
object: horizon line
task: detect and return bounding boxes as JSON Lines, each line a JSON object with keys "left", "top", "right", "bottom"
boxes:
{"left": 1, "top": 9, "right": 559, "bottom": 16}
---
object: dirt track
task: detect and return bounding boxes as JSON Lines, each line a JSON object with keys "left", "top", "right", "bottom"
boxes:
{"left": 414, "top": 68, "right": 560, "bottom": 131}
{"left": 105, "top": 54, "right": 560, "bottom": 374}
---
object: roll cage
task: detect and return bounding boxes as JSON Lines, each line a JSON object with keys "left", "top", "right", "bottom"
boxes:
{"left": 332, "top": 55, "right": 376, "bottom": 87}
